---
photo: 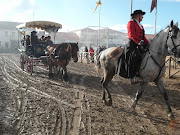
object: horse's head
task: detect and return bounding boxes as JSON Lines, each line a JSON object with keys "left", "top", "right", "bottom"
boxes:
{"left": 70, "top": 43, "right": 79, "bottom": 62}
{"left": 166, "top": 20, "right": 180, "bottom": 57}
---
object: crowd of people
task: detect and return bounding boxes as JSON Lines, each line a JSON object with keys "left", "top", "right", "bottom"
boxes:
{"left": 83, "top": 46, "right": 107, "bottom": 64}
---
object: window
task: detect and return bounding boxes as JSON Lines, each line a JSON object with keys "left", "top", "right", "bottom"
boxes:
{"left": 5, "top": 42, "right": 9, "bottom": 48}
{"left": 12, "top": 32, "right": 15, "bottom": 37}
{"left": 5, "top": 31, "right": 8, "bottom": 37}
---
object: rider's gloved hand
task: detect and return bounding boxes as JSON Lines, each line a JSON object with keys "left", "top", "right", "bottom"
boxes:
{"left": 138, "top": 40, "right": 147, "bottom": 51}
{"left": 138, "top": 40, "right": 144, "bottom": 46}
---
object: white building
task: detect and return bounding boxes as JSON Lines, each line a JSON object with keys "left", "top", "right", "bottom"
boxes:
{"left": 71, "top": 27, "right": 128, "bottom": 51}
{"left": 49, "top": 32, "right": 79, "bottom": 44}
{"left": 0, "top": 21, "right": 21, "bottom": 48}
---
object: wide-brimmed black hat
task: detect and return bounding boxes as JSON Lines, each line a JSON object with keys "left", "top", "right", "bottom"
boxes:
{"left": 131, "top": 10, "right": 145, "bottom": 16}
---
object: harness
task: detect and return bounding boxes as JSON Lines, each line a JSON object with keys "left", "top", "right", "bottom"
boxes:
{"left": 142, "top": 27, "right": 180, "bottom": 81}
{"left": 165, "top": 28, "right": 180, "bottom": 54}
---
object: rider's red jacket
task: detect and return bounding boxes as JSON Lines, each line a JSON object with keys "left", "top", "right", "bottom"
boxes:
{"left": 127, "top": 20, "right": 149, "bottom": 45}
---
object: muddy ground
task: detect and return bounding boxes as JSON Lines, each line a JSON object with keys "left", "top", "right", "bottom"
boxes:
{"left": 0, "top": 53, "right": 180, "bottom": 135}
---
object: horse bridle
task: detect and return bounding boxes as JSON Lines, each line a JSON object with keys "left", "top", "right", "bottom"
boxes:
{"left": 165, "top": 27, "right": 180, "bottom": 55}
{"left": 71, "top": 44, "right": 78, "bottom": 58}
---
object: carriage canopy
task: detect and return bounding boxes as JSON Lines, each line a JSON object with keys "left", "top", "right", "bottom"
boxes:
{"left": 16, "top": 21, "right": 62, "bottom": 33}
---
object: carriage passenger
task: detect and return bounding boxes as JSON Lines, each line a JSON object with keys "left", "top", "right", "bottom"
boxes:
{"left": 26, "top": 35, "right": 30, "bottom": 46}
{"left": 40, "top": 36, "right": 45, "bottom": 41}
{"left": 21, "top": 36, "right": 26, "bottom": 46}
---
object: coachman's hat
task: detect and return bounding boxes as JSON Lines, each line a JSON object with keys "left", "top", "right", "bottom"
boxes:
{"left": 131, "top": 10, "right": 146, "bottom": 16}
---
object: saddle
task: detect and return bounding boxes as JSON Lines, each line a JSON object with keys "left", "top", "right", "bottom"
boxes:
{"left": 116, "top": 46, "right": 142, "bottom": 78}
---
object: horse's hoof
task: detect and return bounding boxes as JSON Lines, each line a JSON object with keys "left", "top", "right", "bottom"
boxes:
{"left": 130, "top": 103, "right": 136, "bottom": 111}
{"left": 49, "top": 73, "right": 53, "bottom": 78}
{"left": 105, "top": 98, "right": 112, "bottom": 106}
{"left": 62, "top": 75, "right": 69, "bottom": 82}
{"left": 130, "top": 108, "right": 137, "bottom": 115}
{"left": 130, "top": 106, "right": 137, "bottom": 115}
{"left": 102, "top": 100, "right": 105, "bottom": 104}
{"left": 63, "top": 78, "right": 68, "bottom": 82}
{"left": 168, "top": 113, "right": 175, "bottom": 120}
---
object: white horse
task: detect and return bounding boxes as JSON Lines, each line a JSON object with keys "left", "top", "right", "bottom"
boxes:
{"left": 96, "top": 20, "right": 180, "bottom": 120}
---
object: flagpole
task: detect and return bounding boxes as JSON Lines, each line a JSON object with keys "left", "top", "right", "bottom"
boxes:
{"left": 130, "top": 0, "right": 132, "bottom": 19}
{"left": 99, "top": 4, "right": 101, "bottom": 47}
{"left": 154, "top": 1, "right": 157, "bottom": 35}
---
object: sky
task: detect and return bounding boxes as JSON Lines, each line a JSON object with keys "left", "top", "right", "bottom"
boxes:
{"left": 0, "top": 0, "right": 180, "bottom": 34}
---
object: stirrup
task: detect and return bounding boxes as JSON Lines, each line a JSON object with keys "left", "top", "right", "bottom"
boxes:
{"left": 130, "top": 77, "right": 142, "bottom": 85}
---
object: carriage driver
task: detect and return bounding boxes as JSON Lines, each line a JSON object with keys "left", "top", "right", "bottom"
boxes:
{"left": 45, "top": 36, "right": 53, "bottom": 46}
{"left": 127, "top": 9, "right": 149, "bottom": 84}
{"left": 31, "top": 31, "right": 39, "bottom": 45}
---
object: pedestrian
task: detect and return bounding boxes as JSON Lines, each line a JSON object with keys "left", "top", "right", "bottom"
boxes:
{"left": 84, "top": 46, "right": 89, "bottom": 64}
{"left": 89, "top": 47, "right": 94, "bottom": 63}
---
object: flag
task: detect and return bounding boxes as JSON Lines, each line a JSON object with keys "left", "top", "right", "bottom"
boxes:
{"left": 93, "top": 0, "right": 101, "bottom": 14}
{"left": 150, "top": 0, "right": 157, "bottom": 13}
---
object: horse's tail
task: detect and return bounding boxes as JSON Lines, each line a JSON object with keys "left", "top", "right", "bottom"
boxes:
{"left": 95, "top": 51, "right": 103, "bottom": 74}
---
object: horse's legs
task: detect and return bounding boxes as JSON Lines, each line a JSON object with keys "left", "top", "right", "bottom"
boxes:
{"left": 62, "top": 66, "right": 68, "bottom": 81}
{"left": 48, "top": 59, "right": 53, "bottom": 78}
{"left": 131, "top": 81, "right": 147, "bottom": 111}
{"left": 155, "top": 78, "right": 174, "bottom": 120}
{"left": 102, "top": 69, "right": 115, "bottom": 105}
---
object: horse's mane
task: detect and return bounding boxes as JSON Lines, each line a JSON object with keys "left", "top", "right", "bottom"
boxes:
{"left": 151, "top": 24, "right": 180, "bottom": 43}
{"left": 56, "top": 43, "right": 70, "bottom": 51}
{"left": 69, "top": 43, "right": 79, "bottom": 51}
{"left": 151, "top": 26, "right": 169, "bottom": 42}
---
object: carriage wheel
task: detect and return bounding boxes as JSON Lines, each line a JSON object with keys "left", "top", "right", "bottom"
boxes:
{"left": 27, "top": 57, "right": 33, "bottom": 75}
{"left": 20, "top": 54, "right": 24, "bottom": 71}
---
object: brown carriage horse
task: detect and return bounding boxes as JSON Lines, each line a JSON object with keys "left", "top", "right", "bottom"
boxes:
{"left": 46, "top": 42, "right": 79, "bottom": 81}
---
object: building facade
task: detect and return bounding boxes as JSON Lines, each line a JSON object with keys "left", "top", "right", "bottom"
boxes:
{"left": 0, "top": 21, "right": 21, "bottom": 48}
{"left": 72, "top": 27, "right": 128, "bottom": 51}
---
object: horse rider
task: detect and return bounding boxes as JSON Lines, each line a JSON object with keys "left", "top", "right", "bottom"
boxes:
{"left": 127, "top": 9, "right": 149, "bottom": 84}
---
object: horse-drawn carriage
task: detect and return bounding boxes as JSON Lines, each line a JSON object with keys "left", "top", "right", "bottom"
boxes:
{"left": 16, "top": 21, "right": 79, "bottom": 80}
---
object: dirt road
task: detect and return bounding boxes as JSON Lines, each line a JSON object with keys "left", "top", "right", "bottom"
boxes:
{"left": 0, "top": 53, "right": 180, "bottom": 135}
